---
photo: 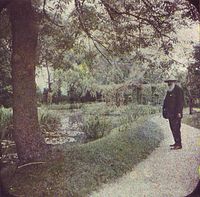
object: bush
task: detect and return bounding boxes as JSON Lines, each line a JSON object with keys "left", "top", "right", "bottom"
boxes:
{"left": 80, "top": 103, "right": 159, "bottom": 140}
{"left": 80, "top": 115, "right": 112, "bottom": 140}
{"left": 119, "top": 104, "right": 159, "bottom": 126}
{"left": 141, "top": 84, "right": 166, "bottom": 105}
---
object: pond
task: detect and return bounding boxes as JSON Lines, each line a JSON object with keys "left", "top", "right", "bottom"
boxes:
{"left": 45, "top": 109, "right": 86, "bottom": 145}
{"left": 1, "top": 108, "right": 87, "bottom": 164}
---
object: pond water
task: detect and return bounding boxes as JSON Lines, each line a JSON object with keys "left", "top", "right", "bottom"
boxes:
{"left": 1, "top": 109, "right": 86, "bottom": 163}
{"left": 45, "top": 109, "right": 86, "bottom": 145}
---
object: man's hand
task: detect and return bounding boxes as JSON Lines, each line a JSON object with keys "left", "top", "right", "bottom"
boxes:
{"left": 177, "top": 113, "right": 182, "bottom": 118}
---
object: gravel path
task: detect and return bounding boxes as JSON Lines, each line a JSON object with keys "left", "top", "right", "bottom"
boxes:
{"left": 90, "top": 115, "right": 200, "bottom": 197}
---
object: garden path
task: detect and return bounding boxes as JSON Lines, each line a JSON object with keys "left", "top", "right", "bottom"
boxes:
{"left": 90, "top": 115, "right": 200, "bottom": 197}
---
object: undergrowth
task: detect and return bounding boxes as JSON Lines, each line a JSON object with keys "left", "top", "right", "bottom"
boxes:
{"left": 5, "top": 118, "right": 163, "bottom": 197}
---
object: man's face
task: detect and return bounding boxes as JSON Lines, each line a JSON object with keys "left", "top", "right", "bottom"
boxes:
{"left": 167, "top": 81, "right": 175, "bottom": 88}
{"left": 167, "top": 81, "right": 173, "bottom": 87}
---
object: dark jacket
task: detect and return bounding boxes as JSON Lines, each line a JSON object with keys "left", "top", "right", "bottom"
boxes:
{"left": 163, "top": 85, "right": 184, "bottom": 119}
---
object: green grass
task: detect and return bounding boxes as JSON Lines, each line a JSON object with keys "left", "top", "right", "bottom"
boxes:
{"left": 46, "top": 103, "right": 84, "bottom": 111}
{"left": 5, "top": 117, "right": 163, "bottom": 197}
{"left": 80, "top": 103, "right": 160, "bottom": 140}
{"left": 81, "top": 102, "right": 159, "bottom": 116}
{"left": 182, "top": 111, "right": 200, "bottom": 129}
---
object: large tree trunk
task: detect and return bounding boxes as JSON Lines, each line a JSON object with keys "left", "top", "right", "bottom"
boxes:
{"left": 9, "top": 0, "right": 46, "bottom": 163}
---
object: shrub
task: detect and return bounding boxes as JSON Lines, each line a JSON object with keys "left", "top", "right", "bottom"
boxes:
{"left": 80, "top": 103, "right": 159, "bottom": 140}
{"left": 80, "top": 115, "right": 112, "bottom": 140}
{"left": 119, "top": 104, "right": 159, "bottom": 128}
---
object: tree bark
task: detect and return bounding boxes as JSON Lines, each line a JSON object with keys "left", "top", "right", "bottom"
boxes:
{"left": 9, "top": 0, "right": 46, "bottom": 163}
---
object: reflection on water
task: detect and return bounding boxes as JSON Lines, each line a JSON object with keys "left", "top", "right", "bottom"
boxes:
{"left": 45, "top": 110, "right": 86, "bottom": 145}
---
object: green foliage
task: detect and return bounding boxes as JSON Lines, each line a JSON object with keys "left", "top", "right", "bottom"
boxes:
{"left": 48, "top": 103, "right": 83, "bottom": 110}
{"left": 182, "top": 112, "right": 200, "bottom": 129}
{"left": 0, "top": 12, "right": 12, "bottom": 108}
{"left": 6, "top": 118, "right": 164, "bottom": 196}
{"left": 80, "top": 115, "right": 112, "bottom": 140}
{"left": 0, "top": 58, "right": 12, "bottom": 108}
{"left": 93, "top": 83, "right": 166, "bottom": 106}
{"left": 187, "top": 44, "right": 200, "bottom": 98}
{"left": 80, "top": 102, "right": 159, "bottom": 141}
{"left": 119, "top": 104, "right": 159, "bottom": 132}
{"left": 81, "top": 102, "right": 119, "bottom": 116}
{"left": 124, "top": 104, "right": 158, "bottom": 119}
{"left": 0, "top": 107, "right": 62, "bottom": 140}
{"left": 35, "top": 0, "right": 194, "bottom": 102}
{"left": 0, "top": 107, "right": 12, "bottom": 140}
{"left": 39, "top": 109, "right": 61, "bottom": 134}
{"left": 93, "top": 64, "right": 129, "bottom": 85}
{"left": 53, "top": 65, "right": 98, "bottom": 98}
{"left": 141, "top": 84, "right": 167, "bottom": 105}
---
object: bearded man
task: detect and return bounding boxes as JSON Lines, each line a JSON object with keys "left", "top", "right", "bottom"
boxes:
{"left": 162, "top": 77, "right": 184, "bottom": 150}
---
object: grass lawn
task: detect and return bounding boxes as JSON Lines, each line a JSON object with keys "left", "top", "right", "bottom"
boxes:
{"left": 3, "top": 117, "right": 163, "bottom": 197}
{"left": 183, "top": 109, "right": 200, "bottom": 129}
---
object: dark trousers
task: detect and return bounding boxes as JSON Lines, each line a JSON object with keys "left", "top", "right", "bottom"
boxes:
{"left": 169, "top": 118, "right": 182, "bottom": 145}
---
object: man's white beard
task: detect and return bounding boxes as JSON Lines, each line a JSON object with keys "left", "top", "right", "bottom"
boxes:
{"left": 168, "top": 83, "right": 175, "bottom": 92}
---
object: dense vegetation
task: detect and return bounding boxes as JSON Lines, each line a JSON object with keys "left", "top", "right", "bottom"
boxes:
{"left": 183, "top": 111, "right": 200, "bottom": 129}
{"left": 0, "top": 102, "right": 163, "bottom": 196}
{"left": 0, "top": 0, "right": 199, "bottom": 196}
{"left": 3, "top": 117, "right": 163, "bottom": 196}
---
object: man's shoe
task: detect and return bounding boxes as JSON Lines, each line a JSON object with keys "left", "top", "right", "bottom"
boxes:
{"left": 169, "top": 143, "right": 176, "bottom": 147}
{"left": 171, "top": 145, "right": 182, "bottom": 150}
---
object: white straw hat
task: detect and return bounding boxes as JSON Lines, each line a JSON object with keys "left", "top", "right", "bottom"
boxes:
{"left": 164, "top": 76, "right": 178, "bottom": 83}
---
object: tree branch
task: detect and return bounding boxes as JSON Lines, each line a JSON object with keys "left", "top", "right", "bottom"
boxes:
{"left": 188, "top": 0, "right": 199, "bottom": 13}
{"left": 100, "top": 0, "right": 172, "bottom": 39}
{"left": 18, "top": 161, "right": 46, "bottom": 169}
{"left": 74, "top": 0, "right": 114, "bottom": 65}
{"left": 0, "top": 0, "right": 11, "bottom": 13}
{"left": 92, "top": 40, "right": 113, "bottom": 65}
{"left": 42, "top": 0, "right": 64, "bottom": 28}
